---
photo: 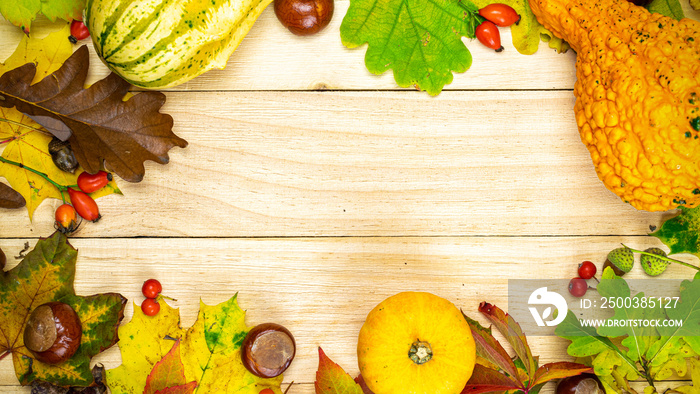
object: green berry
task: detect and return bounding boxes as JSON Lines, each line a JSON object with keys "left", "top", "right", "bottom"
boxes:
{"left": 604, "top": 247, "right": 634, "bottom": 276}
{"left": 641, "top": 248, "right": 669, "bottom": 276}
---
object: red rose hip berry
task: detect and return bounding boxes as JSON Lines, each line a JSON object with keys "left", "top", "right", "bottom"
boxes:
{"left": 142, "top": 279, "right": 163, "bottom": 299}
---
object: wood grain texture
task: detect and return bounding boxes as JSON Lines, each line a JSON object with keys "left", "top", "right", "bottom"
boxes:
{"left": 0, "top": 236, "right": 694, "bottom": 391}
{"left": 0, "top": 90, "right": 667, "bottom": 238}
{"left": 1, "top": 1, "right": 699, "bottom": 392}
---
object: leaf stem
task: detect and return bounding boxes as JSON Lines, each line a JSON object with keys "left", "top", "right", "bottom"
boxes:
{"left": 622, "top": 244, "right": 700, "bottom": 271}
{"left": 0, "top": 350, "right": 9, "bottom": 362}
{"left": 0, "top": 117, "right": 46, "bottom": 133}
{"left": 0, "top": 156, "right": 69, "bottom": 192}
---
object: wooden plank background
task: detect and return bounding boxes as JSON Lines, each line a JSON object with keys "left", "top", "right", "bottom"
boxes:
{"left": 1, "top": 1, "right": 699, "bottom": 392}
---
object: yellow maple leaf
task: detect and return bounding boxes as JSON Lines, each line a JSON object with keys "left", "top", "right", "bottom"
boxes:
{"left": 0, "top": 23, "right": 121, "bottom": 219}
{"left": 0, "top": 23, "right": 73, "bottom": 82}
{"left": 107, "top": 296, "right": 283, "bottom": 394}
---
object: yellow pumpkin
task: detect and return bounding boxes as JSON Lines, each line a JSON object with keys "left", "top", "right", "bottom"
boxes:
{"left": 357, "top": 292, "right": 476, "bottom": 394}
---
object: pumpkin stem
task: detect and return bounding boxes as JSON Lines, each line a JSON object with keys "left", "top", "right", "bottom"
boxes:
{"left": 408, "top": 339, "right": 433, "bottom": 364}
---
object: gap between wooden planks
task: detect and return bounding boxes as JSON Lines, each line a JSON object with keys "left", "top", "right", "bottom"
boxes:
{"left": 0, "top": 236, "right": 695, "bottom": 392}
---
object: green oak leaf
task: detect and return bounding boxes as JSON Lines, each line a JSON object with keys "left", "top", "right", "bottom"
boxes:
{"left": 554, "top": 310, "right": 638, "bottom": 381}
{"left": 651, "top": 207, "right": 700, "bottom": 258}
{"left": 340, "top": 0, "right": 481, "bottom": 96}
{"left": 0, "top": 232, "right": 126, "bottom": 386}
{"left": 0, "top": 0, "right": 85, "bottom": 33}
{"left": 648, "top": 0, "right": 685, "bottom": 20}
{"left": 596, "top": 269, "right": 661, "bottom": 365}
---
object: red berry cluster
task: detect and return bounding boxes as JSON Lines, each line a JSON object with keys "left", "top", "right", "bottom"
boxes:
{"left": 568, "top": 261, "right": 598, "bottom": 298}
{"left": 141, "top": 279, "right": 163, "bottom": 316}
{"left": 55, "top": 171, "right": 112, "bottom": 234}
{"left": 475, "top": 4, "right": 521, "bottom": 52}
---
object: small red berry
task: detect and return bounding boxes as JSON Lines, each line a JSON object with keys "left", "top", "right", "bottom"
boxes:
{"left": 55, "top": 204, "right": 79, "bottom": 234}
{"left": 67, "top": 188, "right": 100, "bottom": 222}
{"left": 69, "top": 20, "right": 90, "bottom": 43}
{"left": 77, "top": 171, "right": 112, "bottom": 193}
{"left": 475, "top": 20, "right": 504, "bottom": 52}
{"left": 142, "top": 279, "right": 163, "bottom": 299}
{"left": 568, "top": 277, "right": 588, "bottom": 297}
{"left": 578, "top": 261, "right": 597, "bottom": 279}
{"left": 259, "top": 389, "right": 275, "bottom": 394}
{"left": 478, "top": 3, "right": 521, "bottom": 27}
{"left": 141, "top": 298, "right": 160, "bottom": 316}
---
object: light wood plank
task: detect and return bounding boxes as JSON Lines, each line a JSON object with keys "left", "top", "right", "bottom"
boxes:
{"left": 1, "top": 3, "right": 579, "bottom": 91}
{"left": 0, "top": 90, "right": 667, "bottom": 238}
{"left": 0, "top": 236, "right": 694, "bottom": 390}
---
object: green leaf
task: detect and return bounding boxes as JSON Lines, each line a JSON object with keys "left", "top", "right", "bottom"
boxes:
{"left": 647, "top": 0, "right": 685, "bottom": 20}
{"left": 0, "top": 232, "right": 126, "bottom": 386}
{"left": 596, "top": 272, "right": 660, "bottom": 364}
{"left": 340, "top": 0, "right": 480, "bottom": 96}
{"left": 0, "top": 0, "right": 85, "bottom": 33}
{"left": 651, "top": 207, "right": 700, "bottom": 259}
{"left": 315, "top": 347, "right": 364, "bottom": 394}
{"left": 470, "top": 0, "right": 569, "bottom": 54}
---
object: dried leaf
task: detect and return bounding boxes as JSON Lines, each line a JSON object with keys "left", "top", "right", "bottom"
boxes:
{"left": 0, "top": 45, "right": 187, "bottom": 182}
{"left": 0, "top": 25, "right": 121, "bottom": 219}
{"left": 315, "top": 347, "right": 363, "bottom": 394}
{"left": 0, "top": 232, "right": 126, "bottom": 386}
{"left": 0, "top": 181, "right": 25, "bottom": 208}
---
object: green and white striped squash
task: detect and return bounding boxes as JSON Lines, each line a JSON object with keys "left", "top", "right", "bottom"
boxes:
{"left": 85, "top": 0, "right": 272, "bottom": 88}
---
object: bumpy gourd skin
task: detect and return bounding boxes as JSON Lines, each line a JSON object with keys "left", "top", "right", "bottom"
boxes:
{"left": 529, "top": 0, "right": 700, "bottom": 211}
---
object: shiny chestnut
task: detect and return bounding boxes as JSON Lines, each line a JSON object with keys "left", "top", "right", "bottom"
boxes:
{"left": 241, "top": 323, "right": 295, "bottom": 378}
{"left": 556, "top": 373, "right": 604, "bottom": 394}
{"left": 24, "top": 302, "right": 82, "bottom": 364}
{"left": 274, "top": 0, "right": 334, "bottom": 36}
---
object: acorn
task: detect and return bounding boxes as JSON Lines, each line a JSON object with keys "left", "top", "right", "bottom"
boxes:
{"left": 48, "top": 137, "right": 79, "bottom": 174}
{"left": 603, "top": 247, "right": 634, "bottom": 276}
{"left": 241, "top": 323, "right": 296, "bottom": 378}
{"left": 24, "top": 302, "right": 82, "bottom": 364}
{"left": 641, "top": 247, "right": 669, "bottom": 276}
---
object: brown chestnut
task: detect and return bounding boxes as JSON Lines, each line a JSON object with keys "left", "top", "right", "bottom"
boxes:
{"left": 274, "top": 0, "right": 334, "bottom": 36}
{"left": 0, "top": 247, "right": 5, "bottom": 270}
{"left": 24, "top": 302, "right": 82, "bottom": 364}
{"left": 241, "top": 323, "right": 295, "bottom": 378}
{"left": 556, "top": 373, "right": 604, "bottom": 394}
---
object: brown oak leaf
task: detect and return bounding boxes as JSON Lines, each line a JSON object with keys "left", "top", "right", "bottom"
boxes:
{"left": 0, "top": 181, "right": 25, "bottom": 208}
{"left": 0, "top": 45, "right": 187, "bottom": 182}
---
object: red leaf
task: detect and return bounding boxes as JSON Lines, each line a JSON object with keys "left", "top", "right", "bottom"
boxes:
{"left": 462, "top": 311, "right": 520, "bottom": 380}
{"left": 144, "top": 340, "right": 197, "bottom": 394}
{"left": 154, "top": 383, "right": 197, "bottom": 394}
{"left": 478, "top": 302, "right": 537, "bottom": 380}
{"left": 353, "top": 375, "right": 376, "bottom": 394}
{"left": 315, "top": 347, "right": 363, "bottom": 394}
{"left": 461, "top": 364, "right": 522, "bottom": 394}
{"left": 531, "top": 362, "right": 593, "bottom": 387}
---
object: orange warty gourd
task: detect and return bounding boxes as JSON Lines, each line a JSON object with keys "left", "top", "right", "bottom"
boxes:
{"left": 357, "top": 292, "right": 476, "bottom": 394}
{"left": 529, "top": 0, "right": 700, "bottom": 211}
